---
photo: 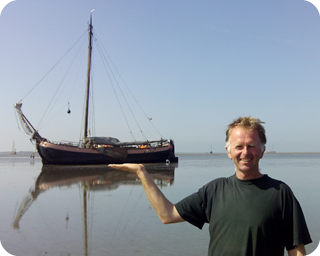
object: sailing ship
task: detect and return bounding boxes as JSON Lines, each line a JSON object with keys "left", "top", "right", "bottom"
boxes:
{"left": 14, "top": 14, "right": 177, "bottom": 165}
{"left": 11, "top": 141, "right": 16, "bottom": 155}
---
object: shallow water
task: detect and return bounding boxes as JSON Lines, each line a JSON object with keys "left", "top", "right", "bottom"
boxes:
{"left": 0, "top": 153, "right": 319, "bottom": 255}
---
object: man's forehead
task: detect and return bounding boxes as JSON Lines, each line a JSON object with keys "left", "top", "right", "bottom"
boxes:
{"left": 232, "top": 141, "right": 257, "bottom": 146}
{"left": 231, "top": 126, "right": 256, "bottom": 134}
{"left": 230, "top": 126, "right": 260, "bottom": 140}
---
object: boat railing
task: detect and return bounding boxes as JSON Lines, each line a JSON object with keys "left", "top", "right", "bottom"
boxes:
{"left": 54, "top": 141, "right": 81, "bottom": 147}
{"left": 51, "top": 140, "right": 171, "bottom": 149}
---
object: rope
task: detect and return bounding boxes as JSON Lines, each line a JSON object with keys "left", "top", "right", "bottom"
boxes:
{"left": 19, "top": 30, "right": 87, "bottom": 103}
{"left": 93, "top": 35, "right": 136, "bottom": 141}
{"left": 93, "top": 28, "right": 163, "bottom": 139}
{"left": 37, "top": 33, "right": 88, "bottom": 130}
{"left": 113, "top": 187, "right": 145, "bottom": 247}
{"left": 110, "top": 184, "right": 135, "bottom": 245}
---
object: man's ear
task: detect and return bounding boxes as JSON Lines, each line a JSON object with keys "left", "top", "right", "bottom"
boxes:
{"left": 226, "top": 147, "right": 232, "bottom": 159}
{"left": 260, "top": 147, "right": 265, "bottom": 159}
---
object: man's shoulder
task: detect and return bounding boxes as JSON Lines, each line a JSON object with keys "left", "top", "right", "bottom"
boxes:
{"left": 264, "top": 175, "right": 291, "bottom": 187}
{"left": 257, "top": 175, "right": 295, "bottom": 196}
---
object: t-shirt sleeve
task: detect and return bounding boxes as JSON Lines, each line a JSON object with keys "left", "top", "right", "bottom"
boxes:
{"left": 282, "top": 184, "right": 312, "bottom": 250}
{"left": 175, "top": 185, "right": 210, "bottom": 230}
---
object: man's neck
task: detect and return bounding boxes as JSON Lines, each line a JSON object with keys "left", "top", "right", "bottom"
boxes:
{"left": 235, "top": 170, "right": 263, "bottom": 180}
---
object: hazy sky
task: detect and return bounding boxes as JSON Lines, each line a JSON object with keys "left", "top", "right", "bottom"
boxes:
{"left": 1, "top": 0, "right": 320, "bottom": 153}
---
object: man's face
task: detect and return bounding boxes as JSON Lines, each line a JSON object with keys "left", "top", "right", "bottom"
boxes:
{"left": 226, "top": 126, "right": 265, "bottom": 177}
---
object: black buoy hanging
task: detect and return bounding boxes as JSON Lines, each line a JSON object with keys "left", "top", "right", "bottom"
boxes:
{"left": 67, "top": 102, "right": 71, "bottom": 114}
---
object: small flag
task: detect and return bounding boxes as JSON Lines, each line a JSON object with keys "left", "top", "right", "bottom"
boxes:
{"left": 148, "top": 117, "right": 152, "bottom": 121}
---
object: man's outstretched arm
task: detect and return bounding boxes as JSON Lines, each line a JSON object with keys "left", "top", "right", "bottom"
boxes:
{"left": 288, "top": 244, "right": 306, "bottom": 256}
{"left": 108, "top": 163, "right": 184, "bottom": 224}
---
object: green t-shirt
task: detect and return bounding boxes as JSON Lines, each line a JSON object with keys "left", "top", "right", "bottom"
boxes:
{"left": 175, "top": 174, "right": 312, "bottom": 256}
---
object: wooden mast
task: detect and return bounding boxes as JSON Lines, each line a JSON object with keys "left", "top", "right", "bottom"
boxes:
{"left": 84, "top": 13, "right": 93, "bottom": 142}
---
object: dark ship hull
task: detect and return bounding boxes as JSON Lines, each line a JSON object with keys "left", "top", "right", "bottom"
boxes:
{"left": 37, "top": 141, "right": 178, "bottom": 165}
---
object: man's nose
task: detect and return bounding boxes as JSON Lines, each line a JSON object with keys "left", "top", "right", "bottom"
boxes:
{"left": 242, "top": 146, "right": 249, "bottom": 155}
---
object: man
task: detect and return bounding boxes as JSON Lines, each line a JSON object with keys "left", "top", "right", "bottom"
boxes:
{"left": 109, "top": 117, "right": 312, "bottom": 256}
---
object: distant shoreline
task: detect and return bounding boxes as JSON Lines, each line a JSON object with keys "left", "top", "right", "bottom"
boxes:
{"left": 176, "top": 152, "right": 320, "bottom": 155}
{"left": 0, "top": 151, "right": 39, "bottom": 156}
{"left": 1, "top": 151, "right": 319, "bottom": 156}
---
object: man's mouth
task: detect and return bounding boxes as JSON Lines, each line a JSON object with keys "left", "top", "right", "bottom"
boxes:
{"left": 241, "top": 159, "right": 251, "bottom": 162}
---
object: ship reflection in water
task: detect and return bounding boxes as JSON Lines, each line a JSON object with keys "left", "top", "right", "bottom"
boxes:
{"left": 39, "top": 164, "right": 175, "bottom": 192}
{"left": 13, "top": 163, "right": 176, "bottom": 229}
{"left": 12, "top": 163, "right": 177, "bottom": 256}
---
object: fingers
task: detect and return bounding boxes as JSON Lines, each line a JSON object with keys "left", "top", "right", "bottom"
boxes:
{"left": 108, "top": 164, "right": 128, "bottom": 170}
{"left": 108, "top": 163, "right": 142, "bottom": 173}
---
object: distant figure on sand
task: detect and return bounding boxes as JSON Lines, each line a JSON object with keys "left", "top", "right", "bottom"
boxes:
{"left": 109, "top": 116, "right": 312, "bottom": 256}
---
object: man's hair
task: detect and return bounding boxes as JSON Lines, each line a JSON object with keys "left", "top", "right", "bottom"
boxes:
{"left": 225, "top": 116, "right": 267, "bottom": 152}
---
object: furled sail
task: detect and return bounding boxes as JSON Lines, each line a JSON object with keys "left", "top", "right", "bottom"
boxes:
{"left": 14, "top": 102, "right": 43, "bottom": 144}
{"left": 14, "top": 103, "right": 33, "bottom": 136}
